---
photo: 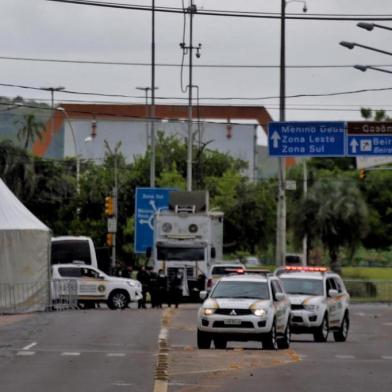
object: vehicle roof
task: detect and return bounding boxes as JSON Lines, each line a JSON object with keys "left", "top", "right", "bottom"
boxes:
{"left": 210, "top": 263, "right": 244, "bottom": 269}
{"left": 52, "top": 236, "right": 91, "bottom": 241}
{"left": 278, "top": 272, "right": 325, "bottom": 280}
{"left": 219, "top": 274, "right": 269, "bottom": 283}
{"left": 52, "top": 263, "right": 93, "bottom": 268}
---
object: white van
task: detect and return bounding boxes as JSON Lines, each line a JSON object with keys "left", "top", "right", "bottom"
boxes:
{"left": 51, "top": 236, "right": 98, "bottom": 268}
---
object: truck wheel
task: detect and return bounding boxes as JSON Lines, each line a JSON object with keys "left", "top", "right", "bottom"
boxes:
{"left": 214, "top": 337, "right": 227, "bottom": 349}
{"left": 197, "top": 330, "right": 212, "bottom": 349}
{"left": 314, "top": 314, "right": 329, "bottom": 342}
{"left": 277, "top": 323, "right": 291, "bottom": 349}
{"left": 107, "top": 290, "right": 130, "bottom": 310}
{"left": 263, "top": 320, "right": 278, "bottom": 350}
{"left": 334, "top": 311, "right": 350, "bottom": 342}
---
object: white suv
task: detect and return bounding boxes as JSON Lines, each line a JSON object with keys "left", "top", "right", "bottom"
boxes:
{"left": 276, "top": 266, "right": 350, "bottom": 342}
{"left": 197, "top": 273, "right": 291, "bottom": 350}
{"left": 51, "top": 264, "right": 142, "bottom": 310}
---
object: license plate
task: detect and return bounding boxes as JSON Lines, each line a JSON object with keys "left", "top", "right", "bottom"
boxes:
{"left": 224, "top": 319, "right": 241, "bottom": 325}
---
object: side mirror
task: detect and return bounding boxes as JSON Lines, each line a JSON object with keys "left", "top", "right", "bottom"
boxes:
{"left": 211, "top": 247, "right": 216, "bottom": 259}
{"left": 200, "top": 290, "right": 208, "bottom": 300}
{"left": 275, "top": 292, "right": 285, "bottom": 302}
{"left": 328, "top": 289, "right": 338, "bottom": 298}
{"left": 146, "top": 247, "right": 152, "bottom": 258}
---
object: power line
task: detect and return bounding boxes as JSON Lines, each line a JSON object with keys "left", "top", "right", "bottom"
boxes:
{"left": 46, "top": 0, "right": 392, "bottom": 21}
{"left": 2, "top": 81, "right": 392, "bottom": 102}
{"left": 2, "top": 55, "right": 392, "bottom": 70}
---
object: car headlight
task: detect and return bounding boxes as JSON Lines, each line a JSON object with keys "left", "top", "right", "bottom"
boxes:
{"left": 252, "top": 308, "right": 267, "bottom": 317}
{"left": 304, "top": 304, "right": 319, "bottom": 311}
{"left": 203, "top": 308, "right": 216, "bottom": 316}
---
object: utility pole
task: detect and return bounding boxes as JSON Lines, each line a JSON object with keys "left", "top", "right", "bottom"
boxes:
{"left": 180, "top": 1, "right": 201, "bottom": 192}
{"left": 276, "top": 0, "right": 287, "bottom": 267}
{"left": 41, "top": 86, "right": 65, "bottom": 136}
{"left": 150, "top": 0, "right": 156, "bottom": 188}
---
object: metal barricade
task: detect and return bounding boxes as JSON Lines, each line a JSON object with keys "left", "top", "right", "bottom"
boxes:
{"left": 343, "top": 279, "right": 392, "bottom": 302}
{"left": 0, "top": 280, "right": 78, "bottom": 314}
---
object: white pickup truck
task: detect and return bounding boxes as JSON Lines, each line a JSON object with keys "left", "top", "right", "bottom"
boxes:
{"left": 51, "top": 263, "right": 142, "bottom": 310}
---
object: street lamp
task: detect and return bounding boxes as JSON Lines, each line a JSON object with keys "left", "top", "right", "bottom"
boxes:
{"left": 354, "top": 64, "right": 392, "bottom": 74}
{"left": 357, "top": 22, "right": 392, "bottom": 32}
{"left": 57, "top": 107, "right": 80, "bottom": 195}
{"left": 339, "top": 41, "right": 392, "bottom": 57}
{"left": 276, "top": 0, "right": 308, "bottom": 267}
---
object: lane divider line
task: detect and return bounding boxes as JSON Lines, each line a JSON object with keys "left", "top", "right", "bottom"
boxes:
{"left": 61, "top": 352, "right": 81, "bottom": 356}
{"left": 16, "top": 351, "right": 35, "bottom": 356}
{"left": 335, "top": 355, "right": 355, "bottom": 359}
{"left": 22, "top": 342, "right": 37, "bottom": 351}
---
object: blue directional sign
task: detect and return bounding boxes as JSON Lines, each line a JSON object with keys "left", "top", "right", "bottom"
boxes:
{"left": 268, "top": 121, "right": 346, "bottom": 157}
{"left": 347, "top": 122, "right": 392, "bottom": 156}
{"left": 134, "top": 187, "right": 175, "bottom": 254}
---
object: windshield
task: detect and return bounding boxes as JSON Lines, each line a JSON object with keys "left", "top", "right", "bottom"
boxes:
{"left": 211, "top": 281, "right": 270, "bottom": 300}
{"left": 157, "top": 246, "right": 204, "bottom": 261}
{"left": 280, "top": 278, "right": 324, "bottom": 296}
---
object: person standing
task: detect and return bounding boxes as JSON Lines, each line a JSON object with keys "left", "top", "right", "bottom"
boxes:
{"left": 167, "top": 271, "right": 182, "bottom": 308}
{"left": 136, "top": 265, "right": 150, "bottom": 309}
{"left": 156, "top": 269, "right": 167, "bottom": 308}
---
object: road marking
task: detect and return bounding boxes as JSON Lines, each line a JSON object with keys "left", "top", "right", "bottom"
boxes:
{"left": 22, "top": 342, "right": 37, "bottom": 351}
{"left": 382, "top": 322, "right": 392, "bottom": 326}
{"left": 16, "top": 351, "right": 35, "bottom": 356}
{"left": 112, "top": 382, "right": 135, "bottom": 387}
{"left": 335, "top": 355, "right": 355, "bottom": 359}
{"left": 61, "top": 352, "right": 81, "bottom": 356}
{"left": 355, "top": 312, "right": 366, "bottom": 317}
{"left": 381, "top": 356, "right": 392, "bottom": 360}
{"left": 107, "top": 353, "right": 126, "bottom": 357}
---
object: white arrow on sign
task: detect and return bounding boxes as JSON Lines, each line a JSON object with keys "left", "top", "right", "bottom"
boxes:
{"left": 350, "top": 138, "right": 359, "bottom": 153}
{"left": 271, "top": 131, "right": 281, "bottom": 148}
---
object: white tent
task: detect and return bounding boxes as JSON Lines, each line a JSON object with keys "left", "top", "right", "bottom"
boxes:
{"left": 0, "top": 179, "right": 51, "bottom": 313}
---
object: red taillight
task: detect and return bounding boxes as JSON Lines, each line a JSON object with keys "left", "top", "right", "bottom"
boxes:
{"left": 236, "top": 268, "right": 245, "bottom": 274}
{"left": 207, "top": 278, "right": 212, "bottom": 288}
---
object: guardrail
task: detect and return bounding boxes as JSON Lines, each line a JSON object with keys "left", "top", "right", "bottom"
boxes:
{"left": 0, "top": 280, "right": 78, "bottom": 314}
{"left": 343, "top": 279, "right": 392, "bottom": 302}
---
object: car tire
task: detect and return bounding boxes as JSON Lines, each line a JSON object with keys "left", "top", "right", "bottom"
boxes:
{"left": 277, "top": 322, "right": 291, "bottom": 349}
{"left": 334, "top": 311, "right": 350, "bottom": 342}
{"left": 197, "top": 329, "right": 212, "bottom": 349}
{"left": 214, "top": 337, "right": 227, "bottom": 349}
{"left": 107, "top": 290, "right": 130, "bottom": 310}
{"left": 314, "top": 314, "right": 329, "bottom": 342}
{"left": 263, "top": 320, "right": 278, "bottom": 350}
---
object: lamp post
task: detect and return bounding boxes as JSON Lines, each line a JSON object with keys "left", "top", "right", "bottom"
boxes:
{"left": 276, "top": 0, "right": 307, "bottom": 267}
{"left": 357, "top": 22, "right": 392, "bottom": 32}
{"left": 57, "top": 107, "right": 80, "bottom": 195}
{"left": 151, "top": 0, "right": 156, "bottom": 188}
{"left": 354, "top": 64, "right": 392, "bottom": 74}
{"left": 339, "top": 41, "right": 392, "bottom": 57}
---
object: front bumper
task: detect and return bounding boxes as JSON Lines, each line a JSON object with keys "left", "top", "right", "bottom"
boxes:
{"left": 290, "top": 310, "right": 322, "bottom": 331}
{"left": 198, "top": 313, "right": 271, "bottom": 336}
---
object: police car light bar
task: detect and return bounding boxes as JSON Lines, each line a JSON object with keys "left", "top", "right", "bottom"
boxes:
{"left": 284, "top": 266, "right": 328, "bottom": 272}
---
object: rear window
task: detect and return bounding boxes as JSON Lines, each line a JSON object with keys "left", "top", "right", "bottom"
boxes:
{"left": 211, "top": 266, "right": 244, "bottom": 275}
{"left": 51, "top": 240, "right": 91, "bottom": 265}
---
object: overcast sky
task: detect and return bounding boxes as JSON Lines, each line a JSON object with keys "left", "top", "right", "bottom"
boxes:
{"left": 2, "top": 0, "right": 392, "bottom": 143}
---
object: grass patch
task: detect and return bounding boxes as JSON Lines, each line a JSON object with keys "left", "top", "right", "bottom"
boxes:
{"left": 342, "top": 267, "right": 392, "bottom": 280}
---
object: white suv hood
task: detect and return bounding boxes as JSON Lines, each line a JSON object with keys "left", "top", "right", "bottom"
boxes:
{"left": 288, "top": 294, "right": 322, "bottom": 305}
{"left": 215, "top": 298, "right": 268, "bottom": 309}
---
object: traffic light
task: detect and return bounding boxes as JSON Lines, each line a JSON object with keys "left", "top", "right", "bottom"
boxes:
{"left": 359, "top": 169, "right": 366, "bottom": 180}
{"left": 105, "top": 196, "right": 114, "bottom": 216}
{"left": 106, "top": 233, "right": 113, "bottom": 247}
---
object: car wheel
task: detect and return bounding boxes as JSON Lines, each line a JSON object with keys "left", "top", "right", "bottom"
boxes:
{"left": 197, "top": 329, "right": 212, "bottom": 349}
{"left": 314, "top": 314, "right": 329, "bottom": 342}
{"left": 263, "top": 320, "right": 278, "bottom": 350}
{"left": 214, "top": 337, "right": 227, "bottom": 350}
{"left": 277, "top": 322, "right": 291, "bottom": 349}
{"left": 107, "top": 290, "right": 130, "bottom": 310}
{"left": 334, "top": 311, "right": 350, "bottom": 342}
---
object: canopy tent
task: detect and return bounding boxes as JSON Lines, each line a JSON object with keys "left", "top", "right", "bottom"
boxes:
{"left": 0, "top": 179, "right": 51, "bottom": 313}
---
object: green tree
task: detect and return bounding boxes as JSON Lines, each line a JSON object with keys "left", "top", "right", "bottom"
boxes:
{"left": 293, "top": 179, "right": 368, "bottom": 273}
{"left": 15, "top": 113, "right": 45, "bottom": 149}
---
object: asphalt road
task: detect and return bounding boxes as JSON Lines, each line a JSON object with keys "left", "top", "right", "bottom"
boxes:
{"left": 0, "top": 306, "right": 162, "bottom": 392}
{"left": 0, "top": 303, "right": 391, "bottom": 392}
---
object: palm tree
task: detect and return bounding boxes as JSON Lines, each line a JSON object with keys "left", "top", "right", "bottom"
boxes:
{"left": 293, "top": 180, "right": 368, "bottom": 273}
{"left": 16, "top": 113, "right": 45, "bottom": 149}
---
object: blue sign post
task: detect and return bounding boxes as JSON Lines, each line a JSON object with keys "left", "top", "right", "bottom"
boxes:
{"left": 268, "top": 121, "right": 346, "bottom": 157}
{"left": 134, "top": 188, "right": 174, "bottom": 254}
